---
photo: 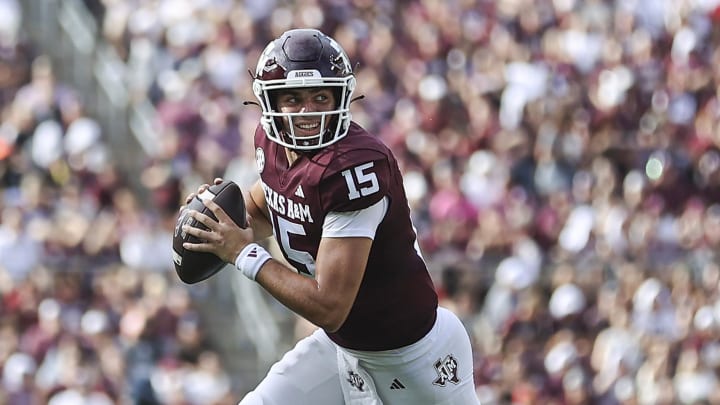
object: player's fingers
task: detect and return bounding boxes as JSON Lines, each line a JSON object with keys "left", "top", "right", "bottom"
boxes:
{"left": 187, "top": 210, "right": 218, "bottom": 231}
{"left": 213, "top": 177, "right": 224, "bottom": 185}
{"left": 181, "top": 223, "right": 215, "bottom": 242}
{"left": 201, "top": 198, "right": 233, "bottom": 223}
{"left": 196, "top": 183, "right": 210, "bottom": 194}
{"left": 183, "top": 192, "right": 196, "bottom": 205}
{"left": 182, "top": 240, "right": 215, "bottom": 253}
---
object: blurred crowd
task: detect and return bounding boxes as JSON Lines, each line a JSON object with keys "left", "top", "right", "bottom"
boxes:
{"left": 2, "top": 0, "right": 720, "bottom": 403}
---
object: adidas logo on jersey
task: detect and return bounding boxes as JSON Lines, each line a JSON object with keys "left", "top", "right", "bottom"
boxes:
{"left": 247, "top": 247, "right": 258, "bottom": 258}
{"left": 389, "top": 378, "right": 405, "bottom": 390}
{"left": 294, "top": 185, "right": 305, "bottom": 198}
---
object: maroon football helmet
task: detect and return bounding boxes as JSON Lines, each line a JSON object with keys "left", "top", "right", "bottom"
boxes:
{"left": 253, "top": 29, "right": 356, "bottom": 150}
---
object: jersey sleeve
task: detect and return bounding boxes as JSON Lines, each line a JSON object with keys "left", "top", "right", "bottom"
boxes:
{"left": 322, "top": 196, "right": 389, "bottom": 239}
{"left": 319, "top": 149, "right": 391, "bottom": 213}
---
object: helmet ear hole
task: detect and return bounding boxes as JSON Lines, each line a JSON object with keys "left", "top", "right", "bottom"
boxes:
{"left": 332, "top": 88, "right": 342, "bottom": 108}
{"left": 267, "top": 90, "right": 280, "bottom": 111}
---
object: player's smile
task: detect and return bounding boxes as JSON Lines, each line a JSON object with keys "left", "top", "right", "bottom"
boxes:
{"left": 295, "top": 120, "right": 321, "bottom": 134}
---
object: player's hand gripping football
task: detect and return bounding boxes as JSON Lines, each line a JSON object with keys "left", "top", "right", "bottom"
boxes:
{"left": 181, "top": 178, "right": 255, "bottom": 264}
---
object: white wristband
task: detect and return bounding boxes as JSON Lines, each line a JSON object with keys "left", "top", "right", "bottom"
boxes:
{"left": 234, "top": 243, "right": 271, "bottom": 281}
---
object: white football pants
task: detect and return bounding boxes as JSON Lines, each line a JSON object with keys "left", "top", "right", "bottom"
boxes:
{"left": 238, "top": 307, "right": 481, "bottom": 405}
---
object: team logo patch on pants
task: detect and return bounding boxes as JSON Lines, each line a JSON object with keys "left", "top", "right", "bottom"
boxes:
{"left": 347, "top": 370, "right": 366, "bottom": 391}
{"left": 432, "top": 354, "right": 460, "bottom": 386}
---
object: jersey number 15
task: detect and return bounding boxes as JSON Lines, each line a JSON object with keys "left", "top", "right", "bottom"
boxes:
{"left": 341, "top": 162, "right": 379, "bottom": 200}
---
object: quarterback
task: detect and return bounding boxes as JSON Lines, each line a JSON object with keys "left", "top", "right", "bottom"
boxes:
{"left": 182, "top": 28, "right": 480, "bottom": 404}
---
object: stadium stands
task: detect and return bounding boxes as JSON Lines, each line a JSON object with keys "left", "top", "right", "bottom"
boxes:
{"left": 5, "top": 0, "right": 720, "bottom": 403}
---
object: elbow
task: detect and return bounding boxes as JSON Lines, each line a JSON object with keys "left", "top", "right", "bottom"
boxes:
{"left": 321, "top": 318, "right": 345, "bottom": 333}
{"left": 310, "top": 282, "right": 355, "bottom": 333}
{"left": 315, "top": 305, "right": 350, "bottom": 333}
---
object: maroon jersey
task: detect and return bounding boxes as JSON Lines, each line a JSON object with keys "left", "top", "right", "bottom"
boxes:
{"left": 254, "top": 122, "right": 438, "bottom": 350}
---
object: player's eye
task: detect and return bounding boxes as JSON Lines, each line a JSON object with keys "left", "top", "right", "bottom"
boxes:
{"left": 315, "top": 89, "right": 337, "bottom": 104}
{"left": 277, "top": 95, "right": 298, "bottom": 107}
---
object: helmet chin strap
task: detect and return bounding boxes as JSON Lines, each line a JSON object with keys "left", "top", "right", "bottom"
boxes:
{"left": 282, "top": 127, "right": 331, "bottom": 154}
{"left": 282, "top": 129, "right": 323, "bottom": 152}
{"left": 281, "top": 110, "right": 341, "bottom": 150}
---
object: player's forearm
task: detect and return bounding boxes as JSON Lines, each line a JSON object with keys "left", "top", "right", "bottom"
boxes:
{"left": 254, "top": 260, "right": 350, "bottom": 332}
{"left": 244, "top": 188, "right": 273, "bottom": 240}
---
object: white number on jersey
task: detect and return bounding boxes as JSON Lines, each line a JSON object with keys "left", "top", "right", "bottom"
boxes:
{"left": 275, "top": 215, "right": 316, "bottom": 276}
{"left": 341, "top": 162, "right": 380, "bottom": 200}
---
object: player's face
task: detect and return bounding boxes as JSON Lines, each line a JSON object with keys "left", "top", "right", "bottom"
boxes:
{"left": 275, "top": 87, "right": 337, "bottom": 138}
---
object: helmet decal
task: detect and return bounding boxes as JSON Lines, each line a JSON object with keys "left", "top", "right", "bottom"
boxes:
{"left": 255, "top": 147, "right": 265, "bottom": 174}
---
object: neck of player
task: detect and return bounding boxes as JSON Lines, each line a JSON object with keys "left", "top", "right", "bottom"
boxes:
{"left": 285, "top": 148, "right": 300, "bottom": 167}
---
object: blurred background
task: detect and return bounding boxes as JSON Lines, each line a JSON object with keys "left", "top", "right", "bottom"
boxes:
{"left": 2, "top": 0, "right": 720, "bottom": 403}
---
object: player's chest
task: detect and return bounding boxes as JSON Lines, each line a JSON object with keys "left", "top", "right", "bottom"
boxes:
{"left": 259, "top": 172, "right": 320, "bottom": 229}
{"left": 256, "top": 146, "right": 326, "bottom": 230}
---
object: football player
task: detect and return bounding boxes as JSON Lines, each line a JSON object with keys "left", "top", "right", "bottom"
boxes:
{"left": 182, "top": 28, "right": 481, "bottom": 404}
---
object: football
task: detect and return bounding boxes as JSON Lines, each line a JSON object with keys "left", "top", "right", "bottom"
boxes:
{"left": 172, "top": 181, "right": 248, "bottom": 284}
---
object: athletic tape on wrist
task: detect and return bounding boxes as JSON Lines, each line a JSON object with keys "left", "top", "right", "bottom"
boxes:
{"left": 235, "top": 243, "right": 271, "bottom": 280}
